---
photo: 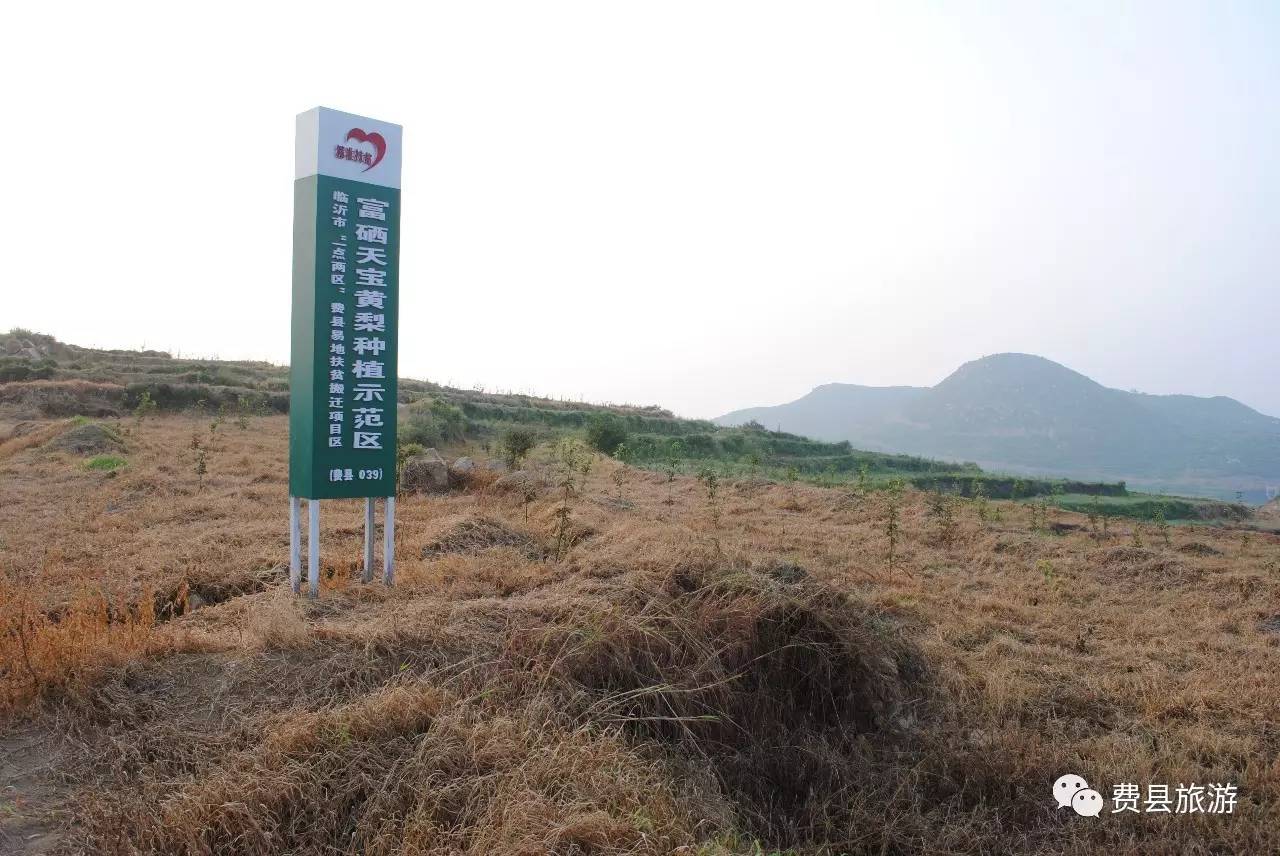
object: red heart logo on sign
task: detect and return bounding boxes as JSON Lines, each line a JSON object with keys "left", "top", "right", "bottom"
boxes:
{"left": 345, "top": 128, "right": 386, "bottom": 172}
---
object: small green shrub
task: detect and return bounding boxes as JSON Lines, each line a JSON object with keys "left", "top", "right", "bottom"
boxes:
{"left": 697, "top": 465, "right": 721, "bottom": 526}
{"left": 235, "top": 395, "right": 255, "bottom": 430}
{"left": 885, "top": 478, "right": 904, "bottom": 571}
{"left": 500, "top": 428, "right": 537, "bottom": 468}
{"left": 85, "top": 455, "right": 126, "bottom": 472}
{"left": 400, "top": 398, "right": 470, "bottom": 448}
{"left": 0, "top": 356, "right": 56, "bottom": 383}
{"left": 585, "top": 413, "right": 629, "bottom": 455}
{"left": 396, "top": 441, "right": 425, "bottom": 484}
{"left": 972, "top": 479, "right": 989, "bottom": 523}
{"left": 928, "top": 490, "right": 957, "bottom": 547}
{"left": 1154, "top": 504, "right": 1171, "bottom": 547}
{"left": 551, "top": 438, "right": 592, "bottom": 560}
{"left": 133, "top": 391, "right": 157, "bottom": 422}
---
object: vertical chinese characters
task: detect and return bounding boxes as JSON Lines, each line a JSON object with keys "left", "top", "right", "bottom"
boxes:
{"left": 328, "top": 190, "right": 350, "bottom": 451}
{"left": 350, "top": 196, "right": 390, "bottom": 452}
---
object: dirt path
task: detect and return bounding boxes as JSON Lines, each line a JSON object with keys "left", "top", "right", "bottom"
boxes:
{"left": 0, "top": 726, "right": 63, "bottom": 855}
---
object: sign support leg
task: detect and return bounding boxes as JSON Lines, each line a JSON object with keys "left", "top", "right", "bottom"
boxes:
{"left": 383, "top": 495, "right": 395, "bottom": 585}
{"left": 363, "top": 497, "right": 375, "bottom": 583}
{"left": 308, "top": 499, "right": 320, "bottom": 598}
{"left": 289, "top": 496, "right": 301, "bottom": 594}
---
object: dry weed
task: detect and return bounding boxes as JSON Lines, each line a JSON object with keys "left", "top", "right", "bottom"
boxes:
{"left": 1, "top": 415, "right": 1278, "bottom": 854}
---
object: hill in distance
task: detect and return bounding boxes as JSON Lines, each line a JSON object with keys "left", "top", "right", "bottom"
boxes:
{"left": 0, "top": 331, "right": 1259, "bottom": 519}
{"left": 0, "top": 328, "right": 1001, "bottom": 491}
{"left": 716, "top": 353, "right": 1280, "bottom": 502}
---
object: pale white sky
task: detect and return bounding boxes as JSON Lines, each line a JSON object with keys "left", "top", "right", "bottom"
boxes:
{"left": 3, "top": 2, "right": 1277, "bottom": 418}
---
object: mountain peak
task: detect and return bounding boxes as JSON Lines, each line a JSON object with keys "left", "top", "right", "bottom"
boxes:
{"left": 939, "top": 352, "right": 1097, "bottom": 387}
{"left": 714, "top": 352, "right": 1280, "bottom": 501}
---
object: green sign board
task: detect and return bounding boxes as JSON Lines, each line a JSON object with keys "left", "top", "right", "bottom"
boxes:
{"left": 290, "top": 107, "right": 402, "bottom": 499}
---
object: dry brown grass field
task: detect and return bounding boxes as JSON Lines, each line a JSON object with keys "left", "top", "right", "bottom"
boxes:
{"left": 1, "top": 414, "right": 1279, "bottom": 855}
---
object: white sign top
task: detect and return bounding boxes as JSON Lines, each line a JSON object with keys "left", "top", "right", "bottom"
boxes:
{"left": 296, "top": 106, "right": 403, "bottom": 190}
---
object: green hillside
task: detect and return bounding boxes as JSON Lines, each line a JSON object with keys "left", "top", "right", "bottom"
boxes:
{"left": 4, "top": 329, "right": 1257, "bottom": 524}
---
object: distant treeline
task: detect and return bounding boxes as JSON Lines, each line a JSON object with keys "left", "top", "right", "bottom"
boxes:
{"left": 910, "top": 474, "right": 1128, "bottom": 499}
{"left": 0, "top": 379, "right": 288, "bottom": 419}
{"left": 624, "top": 432, "right": 856, "bottom": 461}
{"left": 455, "top": 401, "right": 710, "bottom": 436}
{"left": 122, "top": 382, "right": 288, "bottom": 414}
{"left": 1054, "top": 495, "right": 1251, "bottom": 522}
{"left": 0, "top": 355, "right": 58, "bottom": 383}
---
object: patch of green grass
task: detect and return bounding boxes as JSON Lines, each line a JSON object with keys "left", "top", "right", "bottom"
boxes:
{"left": 1054, "top": 492, "right": 1249, "bottom": 522}
{"left": 84, "top": 454, "right": 126, "bottom": 472}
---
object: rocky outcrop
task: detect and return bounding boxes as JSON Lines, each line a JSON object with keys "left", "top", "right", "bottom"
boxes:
{"left": 401, "top": 448, "right": 449, "bottom": 493}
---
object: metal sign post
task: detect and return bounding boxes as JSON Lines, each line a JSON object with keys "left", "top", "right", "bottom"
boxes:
{"left": 289, "top": 496, "right": 301, "bottom": 593}
{"left": 362, "top": 498, "right": 375, "bottom": 583}
{"left": 289, "top": 107, "right": 403, "bottom": 596}
{"left": 384, "top": 496, "right": 396, "bottom": 584}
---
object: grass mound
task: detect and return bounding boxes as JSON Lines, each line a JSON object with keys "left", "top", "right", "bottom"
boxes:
{"left": 511, "top": 563, "right": 928, "bottom": 845}
{"left": 56, "top": 561, "right": 927, "bottom": 854}
{"left": 0, "top": 379, "right": 125, "bottom": 418}
{"left": 1091, "top": 545, "right": 1157, "bottom": 566}
{"left": 1178, "top": 541, "right": 1223, "bottom": 557}
{"left": 47, "top": 422, "right": 123, "bottom": 455}
{"left": 152, "top": 568, "right": 276, "bottom": 618}
{"left": 75, "top": 686, "right": 710, "bottom": 855}
{"left": 421, "top": 517, "right": 543, "bottom": 559}
{"left": 1090, "top": 545, "right": 1200, "bottom": 584}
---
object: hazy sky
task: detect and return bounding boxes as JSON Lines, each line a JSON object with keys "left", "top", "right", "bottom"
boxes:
{"left": 3, "top": 2, "right": 1277, "bottom": 418}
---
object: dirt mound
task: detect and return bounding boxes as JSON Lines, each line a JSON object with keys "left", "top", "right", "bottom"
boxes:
{"left": 57, "top": 565, "right": 926, "bottom": 853}
{"left": 71, "top": 681, "right": 713, "bottom": 855}
{"left": 1090, "top": 546, "right": 1200, "bottom": 584}
{"left": 491, "top": 469, "right": 544, "bottom": 495}
{"left": 1177, "top": 541, "right": 1222, "bottom": 557}
{"left": 421, "top": 517, "right": 543, "bottom": 559}
{"left": 510, "top": 564, "right": 927, "bottom": 844}
{"left": 758, "top": 559, "right": 808, "bottom": 583}
{"left": 1092, "top": 545, "right": 1157, "bottom": 566}
{"left": 46, "top": 422, "right": 124, "bottom": 455}
{"left": 0, "top": 420, "right": 74, "bottom": 462}
{"left": 992, "top": 537, "right": 1041, "bottom": 557}
{"left": 153, "top": 567, "right": 277, "bottom": 618}
{"left": 0, "top": 380, "right": 124, "bottom": 418}
{"left": 2, "top": 421, "right": 40, "bottom": 441}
